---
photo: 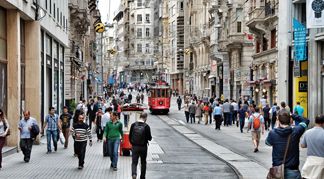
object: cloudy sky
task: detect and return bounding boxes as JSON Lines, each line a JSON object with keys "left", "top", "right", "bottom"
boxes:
{"left": 98, "top": 0, "right": 120, "bottom": 23}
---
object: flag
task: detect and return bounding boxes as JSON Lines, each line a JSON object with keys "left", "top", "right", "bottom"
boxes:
{"left": 244, "top": 32, "right": 254, "bottom": 40}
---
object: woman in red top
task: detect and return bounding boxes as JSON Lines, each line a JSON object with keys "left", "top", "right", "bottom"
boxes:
{"left": 203, "top": 103, "right": 210, "bottom": 125}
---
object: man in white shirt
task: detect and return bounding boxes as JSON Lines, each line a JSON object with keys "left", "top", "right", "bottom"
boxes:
{"left": 231, "top": 100, "right": 239, "bottom": 126}
{"left": 101, "top": 107, "right": 112, "bottom": 129}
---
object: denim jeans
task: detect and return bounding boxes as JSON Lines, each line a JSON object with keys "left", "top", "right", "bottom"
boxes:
{"left": 20, "top": 138, "right": 33, "bottom": 162}
{"left": 108, "top": 138, "right": 120, "bottom": 168}
{"left": 132, "top": 146, "right": 148, "bottom": 179}
{"left": 284, "top": 169, "right": 301, "bottom": 179}
{"left": 239, "top": 118, "right": 245, "bottom": 133}
{"left": 46, "top": 130, "right": 58, "bottom": 152}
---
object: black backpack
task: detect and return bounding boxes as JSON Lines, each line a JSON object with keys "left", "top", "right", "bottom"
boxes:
{"left": 131, "top": 122, "right": 147, "bottom": 146}
{"left": 31, "top": 124, "right": 40, "bottom": 139}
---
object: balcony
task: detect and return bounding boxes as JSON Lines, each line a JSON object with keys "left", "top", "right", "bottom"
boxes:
{"left": 69, "top": 0, "right": 90, "bottom": 35}
{"left": 227, "top": 33, "right": 246, "bottom": 48}
{"left": 264, "top": 1, "right": 278, "bottom": 23}
{"left": 246, "top": 7, "right": 265, "bottom": 33}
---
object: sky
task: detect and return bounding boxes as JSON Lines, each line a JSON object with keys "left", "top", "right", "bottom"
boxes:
{"left": 98, "top": 0, "right": 120, "bottom": 23}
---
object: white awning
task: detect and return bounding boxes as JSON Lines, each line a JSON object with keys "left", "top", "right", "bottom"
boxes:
{"left": 208, "top": 75, "right": 216, "bottom": 79}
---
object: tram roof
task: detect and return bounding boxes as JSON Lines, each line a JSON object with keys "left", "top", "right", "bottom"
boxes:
{"left": 150, "top": 86, "right": 170, "bottom": 89}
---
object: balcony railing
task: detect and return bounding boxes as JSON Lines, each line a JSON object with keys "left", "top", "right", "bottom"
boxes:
{"left": 265, "top": 2, "right": 275, "bottom": 17}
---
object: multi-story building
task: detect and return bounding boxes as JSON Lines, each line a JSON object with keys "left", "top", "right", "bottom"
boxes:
{"left": 123, "top": 0, "right": 156, "bottom": 83}
{"left": 278, "top": 0, "right": 324, "bottom": 122}
{"left": 186, "top": 0, "right": 210, "bottom": 98}
{"left": 168, "top": 0, "right": 185, "bottom": 94}
{"left": 215, "top": 0, "right": 254, "bottom": 101}
{"left": 246, "top": 0, "right": 278, "bottom": 105}
{"left": 0, "top": 0, "right": 68, "bottom": 146}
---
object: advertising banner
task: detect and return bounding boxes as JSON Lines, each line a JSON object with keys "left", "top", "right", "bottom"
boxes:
{"left": 293, "top": 19, "right": 307, "bottom": 61}
{"left": 307, "top": 0, "right": 324, "bottom": 28}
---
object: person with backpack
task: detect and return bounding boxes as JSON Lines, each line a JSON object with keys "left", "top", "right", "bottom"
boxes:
{"left": 0, "top": 109, "right": 9, "bottom": 169}
{"left": 44, "top": 107, "right": 61, "bottom": 154}
{"left": 18, "top": 110, "right": 38, "bottom": 163}
{"left": 300, "top": 114, "right": 324, "bottom": 179}
{"left": 71, "top": 112, "right": 92, "bottom": 169}
{"left": 247, "top": 106, "right": 265, "bottom": 152}
{"left": 188, "top": 102, "right": 197, "bottom": 124}
{"left": 129, "top": 112, "right": 152, "bottom": 179}
{"left": 103, "top": 112, "right": 123, "bottom": 171}
{"left": 59, "top": 106, "right": 72, "bottom": 149}
{"left": 265, "top": 111, "right": 309, "bottom": 179}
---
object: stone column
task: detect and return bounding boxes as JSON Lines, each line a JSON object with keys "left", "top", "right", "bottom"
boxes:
{"left": 223, "top": 53, "right": 230, "bottom": 100}
{"left": 6, "top": 10, "right": 20, "bottom": 146}
{"left": 25, "top": 21, "right": 41, "bottom": 126}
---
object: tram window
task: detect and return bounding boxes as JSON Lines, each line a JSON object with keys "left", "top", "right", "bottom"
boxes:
{"left": 151, "top": 89, "right": 155, "bottom": 98}
{"left": 157, "top": 89, "right": 161, "bottom": 97}
{"left": 162, "top": 89, "right": 166, "bottom": 97}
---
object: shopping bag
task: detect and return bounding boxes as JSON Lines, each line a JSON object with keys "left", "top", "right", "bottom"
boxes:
{"left": 59, "top": 132, "right": 65, "bottom": 145}
{"left": 91, "top": 123, "right": 96, "bottom": 134}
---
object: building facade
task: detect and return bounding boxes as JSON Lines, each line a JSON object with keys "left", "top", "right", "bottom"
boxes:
{"left": 0, "top": 0, "right": 68, "bottom": 146}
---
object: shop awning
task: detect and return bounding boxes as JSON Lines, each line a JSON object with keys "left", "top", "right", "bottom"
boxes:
{"left": 208, "top": 75, "right": 216, "bottom": 79}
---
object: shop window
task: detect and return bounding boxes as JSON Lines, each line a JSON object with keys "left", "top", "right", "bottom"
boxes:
{"left": 137, "top": 14, "right": 142, "bottom": 24}
{"left": 256, "top": 40, "right": 261, "bottom": 53}
{"left": 0, "top": 8, "right": 7, "bottom": 112}
{"left": 237, "top": 22, "right": 242, "bottom": 33}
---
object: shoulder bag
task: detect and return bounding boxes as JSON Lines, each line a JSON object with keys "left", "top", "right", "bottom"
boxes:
{"left": 267, "top": 134, "right": 291, "bottom": 179}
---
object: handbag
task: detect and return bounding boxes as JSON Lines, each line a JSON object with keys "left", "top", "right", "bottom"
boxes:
{"left": 267, "top": 135, "right": 291, "bottom": 179}
{"left": 59, "top": 132, "right": 65, "bottom": 145}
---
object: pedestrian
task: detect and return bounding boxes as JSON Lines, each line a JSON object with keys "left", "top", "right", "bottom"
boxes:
{"left": 103, "top": 112, "right": 123, "bottom": 171}
{"left": 237, "top": 104, "right": 247, "bottom": 133}
{"left": 279, "top": 101, "right": 291, "bottom": 115}
{"left": 71, "top": 112, "right": 92, "bottom": 169}
{"left": 188, "top": 102, "right": 197, "bottom": 124}
{"left": 102, "top": 107, "right": 112, "bottom": 157}
{"left": 184, "top": 101, "right": 190, "bottom": 123}
{"left": 87, "top": 99, "right": 98, "bottom": 130}
{"left": 213, "top": 103, "right": 223, "bottom": 130}
{"left": 136, "top": 94, "right": 141, "bottom": 103}
{"left": 208, "top": 102, "right": 213, "bottom": 124}
{"left": 301, "top": 114, "right": 324, "bottom": 179}
{"left": 95, "top": 108, "right": 104, "bottom": 142}
{"left": 0, "top": 109, "right": 9, "bottom": 169}
{"left": 140, "top": 93, "right": 144, "bottom": 104}
{"left": 269, "top": 102, "right": 278, "bottom": 129}
{"left": 265, "top": 111, "right": 309, "bottom": 179}
{"left": 293, "top": 101, "right": 304, "bottom": 119}
{"left": 18, "top": 111, "right": 38, "bottom": 163}
{"left": 231, "top": 100, "right": 239, "bottom": 126}
{"left": 263, "top": 104, "right": 271, "bottom": 131}
{"left": 195, "top": 101, "right": 203, "bottom": 124}
{"left": 128, "top": 93, "right": 133, "bottom": 103}
{"left": 230, "top": 100, "right": 235, "bottom": 125}
{"left": 203, "top": 103, "right": 210, "bottom": 125}
{"left": 129, "top": 112, "right": 152, "bottom": 179}
{"left": 59, "top": 106, "right": 72, "bottom": 149}
{"left": 247, "top": 106, "right": 265, "bottom": 152}
{"left": 223, "top": 99, "right": 231, "bottom": 126}
{"left": 44, "top": 107, "right": 61, "bottom": 154}
{"left": 177, "top": 96, "right": 182, "bottom": 111}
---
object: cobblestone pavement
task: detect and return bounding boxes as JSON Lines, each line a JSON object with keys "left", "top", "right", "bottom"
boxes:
{"left": 0, "top": 100, "right": 238, "bottom": 179}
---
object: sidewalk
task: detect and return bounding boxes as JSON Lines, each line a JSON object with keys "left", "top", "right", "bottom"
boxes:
{"left": 0, "top": 135, "right": 163, "bottom": 179}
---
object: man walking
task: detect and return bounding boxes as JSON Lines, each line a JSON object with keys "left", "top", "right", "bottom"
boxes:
{"left": 71, "top": 112, "right": 92, "bottom": 169}
{"left": 223, "top": 99, "right": 231, "bottom": 126}
{"left": 19, "top": 111, "right": 38, "bottom": 163}
{"left": 247, "top": 106, "right": 265, "bottom": 152}
{"left": 44, "top": 107, "right": 61, "bottom": 154}
{"left": 263, "top": 104, "right": 271, "bottom": 131}
{"left": 188, "top": 102, "right": 197, "bottom": 124}
{"left": 103, "top": 112, "right": 123, "bottom": 171}
{"left": 177, "top": 96, "right": 182, "bottom": 111}
{"left": 231, "top": 100, "right": 239, "bottom": 126}
{"left": 293, "top": 101, "right": 304, "bottom": 118}
{"left": 59, "top": 106, "right": 72, "bottom": 149}
{"left": 269, "top": 102, "right": 278, "bottom": 129}
{"left": 238, "top": 104, "right": 247, "bottom": 133}
{"left": 87, "top": 99, "right": 98, "bottom": 130}
{"left": 266, "top": 112, "right": 309, "bottom": 178}
{"left": 213, "top": 104, "right": 223, "bottom": 130}
{"left": 129, "top": 113, "right": 152, "bottom": 179}
{"left": 300, "top": 115, "right": 324, "bottom": 179}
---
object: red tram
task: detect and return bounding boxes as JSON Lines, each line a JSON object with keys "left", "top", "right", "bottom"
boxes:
{"left": 148, "top": 80, "right": 171, "bottom": 114}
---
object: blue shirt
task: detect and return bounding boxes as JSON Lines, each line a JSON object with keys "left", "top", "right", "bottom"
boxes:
{"left": 45, "top": 114, "right": 59, "bottom": 131}
{"left": 213, "top": 106, "right": 222, "bottom": 115}
{"left": 19, "top": 117, "right": 37, "bottom": 139}
{"left": 293, "top": 105, "right": 304, "bottom": 117}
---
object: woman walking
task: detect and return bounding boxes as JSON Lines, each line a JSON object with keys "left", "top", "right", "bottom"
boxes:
{"left": 184, "top": 102, "right": 190, "bottom": 123}
{"left": 0, "top": 109, "right": 10, "bottom": 169}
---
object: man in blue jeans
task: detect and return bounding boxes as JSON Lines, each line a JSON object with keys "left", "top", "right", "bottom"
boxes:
{"left": 44, "top": 107, "right": 61, "bottom": 154}
{"left": 103, "top": 112, "right": 123, "bottom": 171}
{"left": 265, "top": 111, "right": 309, "bottom": 179}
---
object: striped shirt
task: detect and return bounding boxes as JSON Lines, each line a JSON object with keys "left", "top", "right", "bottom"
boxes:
{"left": 71, "top": 122, "right": 92, "bottom": 142}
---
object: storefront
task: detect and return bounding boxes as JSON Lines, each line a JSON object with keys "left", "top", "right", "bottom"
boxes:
{"left": 0, "top": 7, "right": 7, "bottom": 113}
